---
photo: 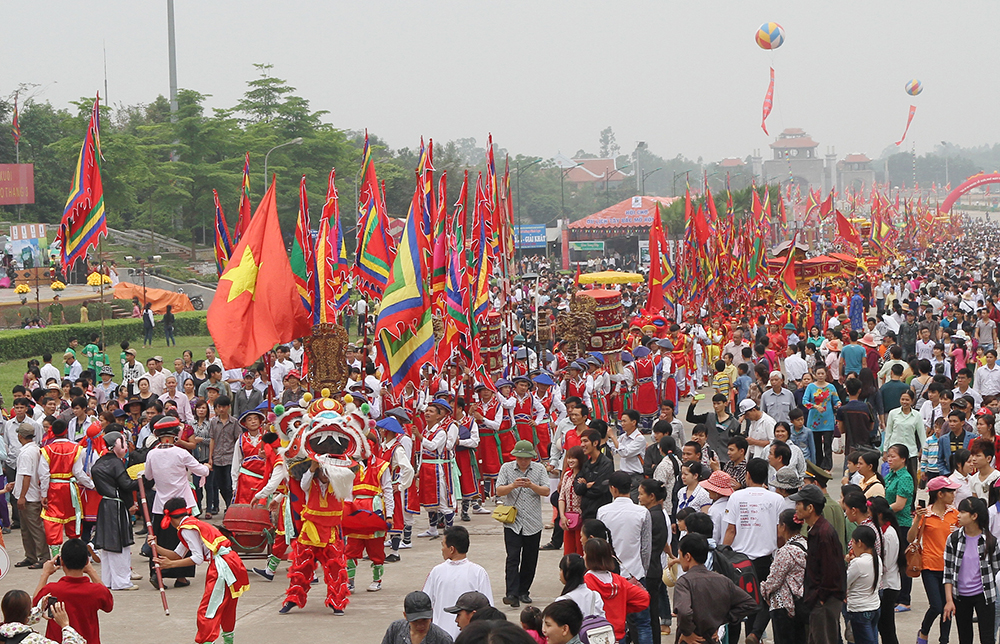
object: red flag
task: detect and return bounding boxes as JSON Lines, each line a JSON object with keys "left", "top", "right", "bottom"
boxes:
{"left": 208, "top": 179, "right": 312, "bottom": 368}
{"left": 574, "top": 263, "right": 581, "bottom": 288}
{"left": 58, "top": 95, "right": 106, "bottom": 268}
{"left": 895, "top": 105, "right": 917, "bottom": 146}
{"left": 819, "top": 191, "right": 834, "bottom": 219}
{"left": 11, "top": 92, "right": 20, "bottom": 145}
{"left": 835, "top": 210, "right": 863, "bottom": 253}
{"left": 644, "top": 208, "right": 674, "bottom": 314}
{"left": 761, "top": 67, "right": 775, "bottom": 135}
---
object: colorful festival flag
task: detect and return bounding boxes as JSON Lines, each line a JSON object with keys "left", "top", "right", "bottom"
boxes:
{"left": 207, "top": 179, "right": 312, "bottom": 368}
{"left": 835, "top": 210, "right": 863, "bottom": 253}
{"left": 314, "top": 169, "right": 351, "bottom": 323}
{"left": 375, "top": 178, "right": 434, "bottom": 395}
{"left": 212, "top": 189, "right": 233, "bottom": 276}
{"left": 235, "top": 152, "right": 252, "bottom": 243}
{"left": 761, "top": 67, "right": 775, "bottom": 135}
{"left": 895, "top": 105, "right": 917, "bottom": 146}
{"left": 57, "top": 95, "right": 107, "bottom": 268}
{"left": 11, "top": 93, "right": 20, "bottom": 145}
{"left": 355, "top": 131, "right": 397, "bottom": 301}
{"left": 779, "top": 232, "right": 798, "bottom": 304}
{"left": 644, "top": 206, "right": 674, "bottom": 314}
{"left": 289, "top": 175, "right": 314, "bottom": 316}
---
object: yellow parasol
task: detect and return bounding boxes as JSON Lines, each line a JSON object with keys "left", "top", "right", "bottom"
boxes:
{"left": 577, "top": 271, "right": 644, "bottom": 285}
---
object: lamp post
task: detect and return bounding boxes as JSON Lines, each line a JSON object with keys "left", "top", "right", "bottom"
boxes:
{"left": 641, "top": 167, "right": 663, "bottom": 196}
{"left": 559, "top": 162, "right": 583, "bottom": 219}
{"left": 515, "top": 158, "right": 543, "bottom": 255}
{"left": 671, "top": 170, "right": 692, "bottom": 197}
{"left": 263, "top": 137, "right": 304, "bottom": 185}
{"left": 606, "top": 164, "right": 630, "bottom": 207}
{"left": 522, "top": 272, "right": 541, "bottom": 370}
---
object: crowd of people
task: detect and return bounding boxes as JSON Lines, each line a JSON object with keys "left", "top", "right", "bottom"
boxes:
{"left": 5, "top": 225, "right": 1000, "bottom": 644}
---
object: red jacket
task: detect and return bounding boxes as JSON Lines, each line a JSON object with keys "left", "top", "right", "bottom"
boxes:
{"left": 585, "top": 571, "right": 650, "bottom": 639}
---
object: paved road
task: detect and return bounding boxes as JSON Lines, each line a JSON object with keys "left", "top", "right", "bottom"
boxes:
{"left": 1, "top": 396, "right": 934, "bottom": 643}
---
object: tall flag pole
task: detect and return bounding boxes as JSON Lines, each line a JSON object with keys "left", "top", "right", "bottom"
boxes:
{"left": 355, "top": 130, "right": 396, "bottom": 301}
{"left": 290, "top": 175, "right": 315, "bottom": 318}
{"left": 430, "top": 172, "right": 449, "bottom": 315}
{"left": 314, "top": 168, "right": 350, "bottom": 324}
{"left": 11, "top": 92, "right": 20, "bottom": 147}
{"left": 778, "top": 232, "right": 798, "bottom": 304}
{"left": 234, "top": 152, "right": 252, "bottom": 243}
{"left": 57, "top": 94, "right": 107, "bottom": 269}
{"left": 375, "top": 174, "right": 434, "bottom": 395}
{"left": 212, "top": 189, "right": 234, "bottom": 276}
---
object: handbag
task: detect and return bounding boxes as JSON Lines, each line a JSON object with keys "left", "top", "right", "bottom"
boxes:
{"left": 492, "top": 505, "right": 518, "bottom": 524}
{"left": 904, "top": 515, "right": 924, "bottom": 578}
{"left": 564, "top": 510, "right": 582, "bottom": 530}
{"left": 492, "top": 488, "right": 522, "bottom": 524}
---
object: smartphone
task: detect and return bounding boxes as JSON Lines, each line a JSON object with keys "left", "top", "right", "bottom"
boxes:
{"left": 45, "top": 596, "right": 57, "bottom": 619}
{"left": 918, "top": 499, "right": 927, "bottom": 509}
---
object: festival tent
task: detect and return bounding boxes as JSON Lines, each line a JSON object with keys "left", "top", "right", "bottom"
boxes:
{"left": 577, "top": 271, "right": 644, "bottom": 285}
{"left": 765, "top": 254, "right": 858, "bottom": 281}
{"left": 114, "top": 282, "right": 194, "bottom": 314}
{"left": 568, "top": 196, "right": 679, "bottom": 239}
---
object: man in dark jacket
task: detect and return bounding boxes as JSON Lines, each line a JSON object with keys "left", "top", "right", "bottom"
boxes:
{"left": 573, "top": 429, "right": 613, "bottom": 520}
{"left": 91, "top": 429, "right": 140, "bottom": 591}
{"left": 792, "top": 485, "right": 845, "bottom": 644}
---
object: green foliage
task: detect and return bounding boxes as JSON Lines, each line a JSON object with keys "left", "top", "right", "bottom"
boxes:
{"left": 0, "top": 311, "right": 207, "bottom": 360}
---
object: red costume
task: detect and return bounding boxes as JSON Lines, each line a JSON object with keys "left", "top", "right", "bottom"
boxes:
{"left": 475, "top": 397, "right": 504, "bottom": 479}
{"left": 175, "top": 516, "right": 250, "bottom": 644}
{"left": 40, "top": 439, "right": 91, "bottom": 548}
{"left": 454, "top": 414, "right": 482, "bottom": 500}
{"left": 284, "top": 471, "right": 350, "bottom": 611}
{"left": 631, "top": 356, "right": 658, "bottom": 416}
{"left": 233, "top": 432, "right": 266, "bottom": 505}
{"left": 344, "top": 457, "right": 391, "bottom": 588}
{"left": 535, "top": 389, "right": 555, "bottom": 460}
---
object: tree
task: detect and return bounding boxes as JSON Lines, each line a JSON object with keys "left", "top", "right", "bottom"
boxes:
{"left": 599, "top": 126, "right": 619, "bottom": 159}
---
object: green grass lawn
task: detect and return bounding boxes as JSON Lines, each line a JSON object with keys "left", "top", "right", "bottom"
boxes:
{"left": 0, "top": 334, "right": 218, "bottom": 400}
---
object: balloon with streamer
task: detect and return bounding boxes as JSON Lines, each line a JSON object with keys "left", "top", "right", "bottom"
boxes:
{"left": 905, "top": 79, "right": 923, "bottom": 96}
{"left": 756, "top": 22, "right": 785, "bottom": 50}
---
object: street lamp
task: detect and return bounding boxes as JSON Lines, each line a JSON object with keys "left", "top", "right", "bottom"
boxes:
{"left": 671, "top": 170, "right": 692, "bottom": 197}
{"left": 263, "top": 137, "right": 304, "bottom": 185}
{"left": 558, "top": 161, "right": 584, "bottom": 219}
{"left": 641, "top": 167, "right": 663, "bottom": 196}
{"left": 514, "top": 158, "right": 544, "bottom": 253}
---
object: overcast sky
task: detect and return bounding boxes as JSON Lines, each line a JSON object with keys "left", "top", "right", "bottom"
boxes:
{"left": 4, "top": 2, "right": 993, "bottom": 162}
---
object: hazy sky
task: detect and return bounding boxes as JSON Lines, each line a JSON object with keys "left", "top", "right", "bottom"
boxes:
{"left": 4, "top": 2, "right": 994, "bottom": 162}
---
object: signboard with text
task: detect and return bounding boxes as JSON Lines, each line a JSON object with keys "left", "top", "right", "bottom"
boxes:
{"left": 0, "top": 164, "right": 35, "bottom": 205}
{"left": 569, "top": 240, "right": 604, "bottom": 252}
{"left": 515, "top": 225, "right": 547, "bottom": 249}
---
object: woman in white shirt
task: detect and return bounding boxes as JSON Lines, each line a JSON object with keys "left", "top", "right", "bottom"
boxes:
{"left": 869, "top": 497, "right": 901, "bottom": 644}
{"left": 676, "top": 462, "right": 711, "bottom": 513}
{"left": 555, "top": 553, "right": 605, "bottom": 618}
{"left": 845, "top": 525, "right": 882, "bottom": 644}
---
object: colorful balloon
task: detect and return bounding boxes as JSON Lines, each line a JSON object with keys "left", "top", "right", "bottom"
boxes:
{"left": 756, "top": 22, "right": 785, "bottom": 50}
{"left": 905, "top": 79, "right": 923, "bottom": 96}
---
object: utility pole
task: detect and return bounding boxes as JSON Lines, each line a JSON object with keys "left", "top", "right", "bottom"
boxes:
{"left": 167, "top": 0, "right": 178, "bottom": 122}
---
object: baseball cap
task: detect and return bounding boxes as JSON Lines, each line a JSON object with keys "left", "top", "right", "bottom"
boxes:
{"left": 926, "top": 476, "right": 961, "bottom": 492}
{"left": 16, "top": 422, "right": 36, "bottom": 439}
{"left": 444, "top": 591, "right": 491, "bottom": 614}
{"left": 788, "top": 485, "right": 825, "bottom": 506}
{"left": 738, "top": 399, "right": 757, "bottom": 415}
{"left": 403, "top": 591, "right": 434, "bottom": 621}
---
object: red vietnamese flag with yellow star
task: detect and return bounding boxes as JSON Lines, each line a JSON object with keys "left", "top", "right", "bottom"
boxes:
{"left": 208, "top": 178, "right": 312, "bottom": 368}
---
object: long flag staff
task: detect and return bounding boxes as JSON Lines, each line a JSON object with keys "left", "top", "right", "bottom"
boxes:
{"left": 128, "top": 463, "right": 169, "bottom": 615}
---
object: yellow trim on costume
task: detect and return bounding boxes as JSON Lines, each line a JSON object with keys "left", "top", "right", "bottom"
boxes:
{"left": 50, "top": 473, "right": 73, "bottom": 480}
{"left": 301, "top": 508, "right": 343, "bottom": 517}
{"left": 40, "top": 512, "right": 78, "bottom": 524}
{"left": 178, "top": 519, "right": 229, "bottom": 554}
{"left": 230, "top": 583, "right": 251, "bottom": 599}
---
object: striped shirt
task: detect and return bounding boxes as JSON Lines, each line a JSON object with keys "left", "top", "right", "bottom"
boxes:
{"left": 943, "top": 528, "right": 1000, "bottom": 601}
{"left": 497, "top": 461, "right": 549, "bottom": 536}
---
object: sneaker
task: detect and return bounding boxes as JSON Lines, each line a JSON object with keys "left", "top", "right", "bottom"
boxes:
{"left": 472, "top": 505, "right": 491, "bottom": 515}
{"left": 385, "top": 553, "right": 401, "bottom": 563}
{"left": 1, "top": 527, "right": 10, "bottom": 535}
{"left": 348, "top": 582, "right": 355, "bottom": 595}
{"left": 130, "top": 571, "right": 142, "bottom": 580}
{"left": 279, "top": 602, "right": 296, "bottom": 614}
{"left": 417, "top": 528, "right": 438, "bottom": 538}
{"left": 399, "top": 541, "right": 413, "bottom": 549}
{"left": 252, "top": 568, "right": 274, "bottom": 581}
{"left": 115, "top": 585, "right": 140, "bottom": 591}
{"left": 332, "top": 609, "right": 346, "bottom": 616}
{"left": 367, "top": 581, "right": 382, "bottom": 592}
{"left": 461, "top": 513, "right": 471, "bottom": 522}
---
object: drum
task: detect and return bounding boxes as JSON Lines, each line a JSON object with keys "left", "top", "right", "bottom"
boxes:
{"left": 576, "top": 289, "right": 624, "bottom": 357}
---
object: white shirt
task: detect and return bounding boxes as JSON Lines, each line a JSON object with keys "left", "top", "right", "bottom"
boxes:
{"left": 611, "top": 429, "right": 647, "bottom": 474}
{"left": 270, "top": 359, "right": 293, "bottom": 395}
{"left": 953, "top": 386, "right": 983, "bottom": 409}
{"left": 422, "top": 558, "right": 494, "bottom": 639}
{"left": 783, "top": 354, "right": 809, "bottom": 382}
{"left": 14, "top": 441, "right": 41, "bottom": 502}
{"left": 846, "top": 553, "right": 881, "bottom": 612}
{"left": 557, "top": 585, "right": 606, "bottom": 619}
{"left": 289, "top": 345, "right": 304, "bottom": 368}
{"left": 746, "top": 413, "right": 777, "bottom": 460}
{"left": 915, "top": 339, "right": 935, "bottom": 362}
{"left": 4, "top": 416, "right": 41, "bottom": 468}
{"left": 65, "top": 360, "right": 82, "bottom": 381}
{"left": 975, "top": 363, "right": 1000, "bottom": 397}
{"left": 146, "top": 368, "right": 167, "bottom": 396}
{"left": 39, "top": 363, "right": 61, "bottom": 387}
{"left": 708, "top": 496, "right": 730, "bottom": 543}
{"left": 970, "top": 469, "right": 1000, "bottom": 501}
{"left": 597, "top": 497, "right": 652, "bottom": 580}
{"left": 160, "top": 391, "right": 194, "bottom": 424}
{"left": 724, "top": 486, "right": 784, "bottom": 559}
{"left": 143, "top": 444, "right": 210, "bottom": 513}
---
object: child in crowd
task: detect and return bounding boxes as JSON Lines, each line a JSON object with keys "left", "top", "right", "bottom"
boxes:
{"left": 520, "top": 606, "right": 545, "bottom": 644}
{"left": 947, "top": 448, "right": 974, "bottom": 507}
{"left": 712, "top": 360, "right": 732, "bottom": 401}
{"left": 921, "top": 418, "right": 945, "bottom": 486}
{"left": 969, "top": 439, "right": 1000, "bottom": 500}
{"left": 788, "top": 408, "right": 815, "bottom": 464}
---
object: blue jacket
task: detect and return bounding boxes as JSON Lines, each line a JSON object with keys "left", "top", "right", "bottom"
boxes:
{"left": 937, "top": 426, "right": 974, "bottom": 475}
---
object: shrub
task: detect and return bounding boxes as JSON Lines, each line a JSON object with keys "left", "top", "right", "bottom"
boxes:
{"left": 0, "top": 311, "right": 208, "bottom": 360}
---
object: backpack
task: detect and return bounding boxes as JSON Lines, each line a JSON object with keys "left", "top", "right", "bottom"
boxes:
{"left": 711, "top": 545, "right": 762, "bottom": 605}
{"left": 579, "top": 614, "right": 616, "bottom": 644}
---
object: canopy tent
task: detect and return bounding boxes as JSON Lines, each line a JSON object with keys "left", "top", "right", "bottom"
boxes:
{"left": 765, "top": 254, "right": 858, "bottom": 281}
{"left": 568, "top": 195, "right": 679, "bottom": 239}
{"left": 578, "top": 271, "right": 644, "bottom": 285}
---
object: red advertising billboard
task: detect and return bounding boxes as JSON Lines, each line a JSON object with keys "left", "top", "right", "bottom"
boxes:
{"left": 0, "top": 164, "right": 35, "bottom": 205}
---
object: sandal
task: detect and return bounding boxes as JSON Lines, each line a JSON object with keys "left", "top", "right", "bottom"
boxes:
{"left": 895, "top": 604, "right": 911, "bottom": 613}
{"left": 917, "top": 632, "right": 927, "bottom": 644}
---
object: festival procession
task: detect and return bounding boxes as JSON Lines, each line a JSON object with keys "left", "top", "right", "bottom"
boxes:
{"left": 4, "top": 7, "right": 1000, "bottom": 644}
